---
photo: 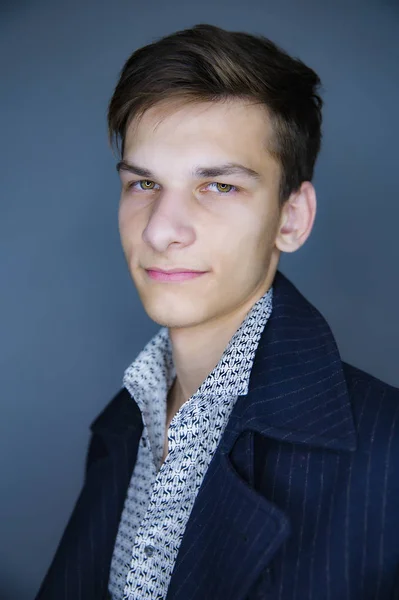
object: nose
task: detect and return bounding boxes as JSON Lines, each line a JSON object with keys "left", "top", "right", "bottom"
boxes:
{"left": 142, "top": 192, "right": 196, "bottom": 252}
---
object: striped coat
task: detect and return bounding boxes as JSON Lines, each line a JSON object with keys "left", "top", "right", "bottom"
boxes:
{"left": 35, "top": 271, "right": 399, "bottom": 600}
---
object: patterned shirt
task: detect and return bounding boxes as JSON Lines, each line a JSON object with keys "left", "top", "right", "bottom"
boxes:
{"left": 108, "top": 287, "right": 273, "bottom": 600}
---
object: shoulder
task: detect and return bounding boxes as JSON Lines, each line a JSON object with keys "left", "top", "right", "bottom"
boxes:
{"left": 342, "top": 360, "right": 399, "bottom": 407}
{"left": 342, "top": 361, "right": 399, "bottom": 455}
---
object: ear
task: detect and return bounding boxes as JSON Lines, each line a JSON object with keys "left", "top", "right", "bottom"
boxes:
{"left": 275, "top": 181, "right": 317, "bottom": 253}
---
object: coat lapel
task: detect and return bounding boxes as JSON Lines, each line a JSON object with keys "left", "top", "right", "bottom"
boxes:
{"left": 166, "top": 271, "right": 357, "bottom": 600}
{"left": 165, "top": 436, "right": 290, "bottom": 600}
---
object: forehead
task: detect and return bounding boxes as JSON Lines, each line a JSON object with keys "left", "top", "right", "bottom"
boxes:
{"left": 123, "top": 100, "right": 278, "bottom": 175}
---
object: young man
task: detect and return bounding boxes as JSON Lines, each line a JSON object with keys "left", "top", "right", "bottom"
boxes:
{"left": 35, "top": 23, "right": 399, "bottom": 600}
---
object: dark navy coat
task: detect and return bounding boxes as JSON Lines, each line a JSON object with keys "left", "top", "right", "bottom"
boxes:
{"left": 35, "top": 271, "right": 399, "bottom": 599}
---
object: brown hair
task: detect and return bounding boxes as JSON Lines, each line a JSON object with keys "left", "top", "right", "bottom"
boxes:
{"left": 108, "top": 23, "right": 323, "bottom": 204}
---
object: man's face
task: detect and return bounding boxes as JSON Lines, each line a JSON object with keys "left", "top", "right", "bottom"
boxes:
{"left": 118, "top": 99, "right": 283, "bottom": 330}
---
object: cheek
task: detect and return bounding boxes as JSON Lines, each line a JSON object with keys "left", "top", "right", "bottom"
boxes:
{"left": 118, "top": 201, "right": 143, "bottom": 248}
{"left": 118, "top": 196, "right": 127, "bottom": 230}
{"left": 214, "top": 212, "right": 273, "bottom": 266}
{"left": 118, "top": 206, "right": 130, "bottom": 251}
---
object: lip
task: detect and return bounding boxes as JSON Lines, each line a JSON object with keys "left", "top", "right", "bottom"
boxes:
{"left": 145, "top": 267, "right": 208, "bottom": 282}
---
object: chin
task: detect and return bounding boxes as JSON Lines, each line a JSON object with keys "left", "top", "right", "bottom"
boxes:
{"left": 140, "top": 294, "right": 208, "bottom": 329}
{"left": 146, "top": 306, "right": 205, "bottom": 329}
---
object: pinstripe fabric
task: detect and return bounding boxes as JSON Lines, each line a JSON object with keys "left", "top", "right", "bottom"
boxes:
{"left": 34, "top": 270, "right": 399, "bottom": 600}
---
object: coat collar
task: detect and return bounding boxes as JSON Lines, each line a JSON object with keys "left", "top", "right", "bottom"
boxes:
{"left": 92, "top": 270, "right": 356, "bottom": 453}
{"left": 220, "top": 270, "right": 357, "bottom": 453}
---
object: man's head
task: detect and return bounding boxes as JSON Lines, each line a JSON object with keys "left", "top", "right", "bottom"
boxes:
{"left": 108, "top": 24, "right": 322, "bottom": 330}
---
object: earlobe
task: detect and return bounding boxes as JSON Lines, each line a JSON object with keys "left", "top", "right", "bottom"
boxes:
{"left": 275, "top": 205, "right": 300, "bottom": 253}
{"left": 275, "top": 182, "right": 317, "bottom": 254}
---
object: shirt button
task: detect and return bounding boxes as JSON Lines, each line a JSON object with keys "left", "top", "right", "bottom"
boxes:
{"left": 144, "top": 545, "right": 155, "bottom": 557}
{"left": 142, "top": 437, "right": 147, "bottom": 447}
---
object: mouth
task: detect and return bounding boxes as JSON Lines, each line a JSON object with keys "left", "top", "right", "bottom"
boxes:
{"left": 145, "top": 267, "right": 208, "bottom": 283}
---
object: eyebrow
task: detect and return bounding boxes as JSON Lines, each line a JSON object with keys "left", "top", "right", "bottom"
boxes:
{"left": 116, "top": 160, "right": 262, "bottom": 181}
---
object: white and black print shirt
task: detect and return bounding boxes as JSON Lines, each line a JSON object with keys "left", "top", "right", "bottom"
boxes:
{"left": 108, "top": 287, "right": 273, "bottom": 600}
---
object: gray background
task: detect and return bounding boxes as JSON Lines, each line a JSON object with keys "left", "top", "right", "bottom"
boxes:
{"left": 1, "top": 0, "right": 398, "bottom": 598}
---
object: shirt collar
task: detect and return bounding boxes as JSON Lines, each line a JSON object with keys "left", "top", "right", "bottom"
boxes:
{"left": 123, "top": 286, "right": 273, "bottom": 409}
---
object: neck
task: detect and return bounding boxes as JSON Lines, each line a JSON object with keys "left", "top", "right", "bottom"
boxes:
{"left": 168, "top": 278, "right": 274, "bottom": 411}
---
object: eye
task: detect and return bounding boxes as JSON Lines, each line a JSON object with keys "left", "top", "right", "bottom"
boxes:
{"left": 207, "top": 182, "right": 238, "bottom": 194}
{"left": 127, "top": 179, "right": 159, "bottom": 191}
